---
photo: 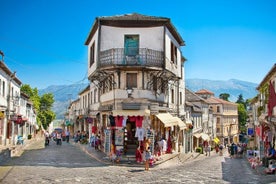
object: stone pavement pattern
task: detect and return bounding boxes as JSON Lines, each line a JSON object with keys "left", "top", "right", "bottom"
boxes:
{"left": 0, "top": 139, "right": 275, "bottom": 184}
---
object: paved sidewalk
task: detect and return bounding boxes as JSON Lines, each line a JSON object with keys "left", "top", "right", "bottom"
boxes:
{"left": 71, "top": 141, "right": 180, "bottom": 167}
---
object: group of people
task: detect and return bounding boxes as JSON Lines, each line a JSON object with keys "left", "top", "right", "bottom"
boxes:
{"left": 227, "top": 142, "right": 246, "bottom": 158}
{"left": 73, "top": 131, "right": 89, "bottom": 144}
{"left": 44, "top": 129, "right": 70, "bottom": 145}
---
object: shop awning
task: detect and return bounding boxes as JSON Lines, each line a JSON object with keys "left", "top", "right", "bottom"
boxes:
{"left": 156, "top": 113, "right": 178, "bottom": 127}
{"left": 174, "top": 117, "right": 187, "bottom": 130}
{"left": 112, "top": 109, "right": 150, "bottom": 116}
{"left": 193, "top": 133, "right": 210, "bottom": 141}
{"left": 89, "top": 111, "right": 100, "bottom": 118}
{"left": 193, "top": 133, "right": 201, "bottom": 138}
{"left": 201, "top": 133, "right": 210, "bottom": 141}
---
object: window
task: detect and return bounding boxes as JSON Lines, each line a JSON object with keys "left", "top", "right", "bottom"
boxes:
{"left": 2, "top": 81, "right": 5, "bottom": 97}
{"left": 90, "top": 42, "right": 95, "bottom": 67}
{"left": 217, "top": 106, "right": 220, "bottom": 113}
{"left": 90, "top": 91, "right": 93, "bottom": 104}
{"left": 88, "top": 93, "right": 90, "bottom": 106}
{"left": 179, "top": 92, "right": 182, "bottom": 105}
{"left": 124, "top": 35, "right": 139, "bottom": 56}
{"left": 126, "top": 73, "right": 137, "bottom": 89}
{"left": 171, "top": 42, "right": 177, "bottom": 64}
{"left": 94, "top": 89, "right": 97, "bottom": 103}
{"left": 171, "top": 89, "right": 174, "bottom": 103}
{"left": 153, "top": 76, "right": 157, "bottom": 91}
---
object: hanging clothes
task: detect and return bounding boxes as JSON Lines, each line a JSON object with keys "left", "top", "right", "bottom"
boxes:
{"left": 128, "top": 116, "right": 136, "bottom": 122}
{"left": 92, "top": 126, "right": 97, "bottom": 134}
{"left": 122, "top": 116, "right": 128, "bottom": 127}
{"left": 136, "top": 116, "right": 143, "bottom": 128}
{"left": 109, "top": 115, "right": 115, "bottom": 127}
{"left": 115, "top": 116, "right": 124, "bottom": 127}
{"left": 135, "top": 127, "right": 145, "bottom": 141}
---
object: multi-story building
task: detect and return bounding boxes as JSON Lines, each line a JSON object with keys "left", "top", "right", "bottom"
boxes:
{"left": 0, "top": 53, "right": 37, "bottom": 147}
{"left": 0, "top": 58, "right": 21, "bottom": 146}
{"left": 255, "top": 63, "right": 276, "bottom": 158}
{"left": 82, "top": 13, "right": 187, "bottom": 156}
{"left": 185, "top": 88, "right": 213, "bottom": 150}
{"left": 195, "top": 89, "right": 239, "bottom": 146}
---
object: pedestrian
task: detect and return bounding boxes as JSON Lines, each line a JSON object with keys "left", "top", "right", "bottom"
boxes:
{"left": 219, "top": 144, "right": 223, "bottom": 156}
{"left": 215, "top": 145, "right": 219, "bottom": 154}
{"left": 144, "top": 138, "right": 151, "bottom": 171}
{"left": 56, "top": 131, "right": 62, "bottom": 145}
{"left": 230, "top": 143, "right": 235, "bottom": 158}
{"left": 207, "top": 145, "right": 211, "bottom": 156}
{"left": 44, "top": 131, "right": 50, "bottom": 146}
{"left": 65, "top": 130, "right": 70, "bottom": 143}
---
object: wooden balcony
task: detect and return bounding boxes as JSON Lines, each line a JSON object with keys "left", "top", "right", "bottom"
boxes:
{"left": 99, "top": 48, "right": 164, "bottom": 68}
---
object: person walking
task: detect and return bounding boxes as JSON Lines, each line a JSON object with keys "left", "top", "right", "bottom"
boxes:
{"left": 144, "top": 138, "right": 151, "bottom": 171}
{"left": 207, "top": 145, "right": 211, "bottom": 156}
{"left": 56, "top": 131, "right": 62, "bottom": 145}
{"left": 65, "top": 130, "right": 70, "bottom": 143}
{"left": 44, "top": 131, "right": 50, "bottom": 146}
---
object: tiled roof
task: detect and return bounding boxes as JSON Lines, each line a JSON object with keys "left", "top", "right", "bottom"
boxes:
{"left": 185, "top": 88, "right": 206, "bottom": 102}
{"left": 195, "top": 89, "right": 214, "bottom": 95}
{"left": 205, "top": 96, "right": 237, "bottom": 106}
{"left": 85, "top": 13, "right": 185, "bottom": 46}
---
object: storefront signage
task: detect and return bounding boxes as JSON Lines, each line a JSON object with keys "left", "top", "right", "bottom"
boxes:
{"left": 115, "top": 128, "right": 124, "bottom": 146}
{"left": 104, "top": 129, "right": 111, "bottom": 154}
{"left": 247, "top": 128, "right": 254, "bottom": 135}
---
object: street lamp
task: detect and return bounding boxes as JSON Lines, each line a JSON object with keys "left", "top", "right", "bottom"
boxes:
{"left": 126, "top": 88, "right": 133, "bottom": 98}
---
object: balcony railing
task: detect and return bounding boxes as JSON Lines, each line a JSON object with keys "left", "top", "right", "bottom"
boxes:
{"left": 99, "top": 48, "right": 164, "bottom": 68}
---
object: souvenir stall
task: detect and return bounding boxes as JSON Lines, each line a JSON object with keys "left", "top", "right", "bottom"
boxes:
{"left": 152, "top": 113, "right": 179, "bottom": 155}
{"left": 101, "top": 110, "right": 151, "bottom": 163}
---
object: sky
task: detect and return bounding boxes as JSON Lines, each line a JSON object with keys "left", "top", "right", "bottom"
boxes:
{"left": 0, "top": 0, "right": 275, "bottom": 89}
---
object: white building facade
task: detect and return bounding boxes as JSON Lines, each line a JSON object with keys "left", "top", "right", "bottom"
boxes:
{"left": 81, "top": 13, "right": 187, "bottom": 156}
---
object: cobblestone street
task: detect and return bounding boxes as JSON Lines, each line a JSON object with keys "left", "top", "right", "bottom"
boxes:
{"left": 0, "top": 139, "right": 275, "bottom": 184}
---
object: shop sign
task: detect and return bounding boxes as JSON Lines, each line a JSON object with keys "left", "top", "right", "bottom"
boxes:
{"left": 104, "top": 129, "right": 111, "bottom": 154}
{"left": 115, "top": 128, "right": 124, "bottom": 146}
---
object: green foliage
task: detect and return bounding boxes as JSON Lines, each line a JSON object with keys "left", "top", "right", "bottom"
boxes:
{"left": 21, "top": 84, "right": 56, "bottom": 130}
{"left": 195, "top": 147, "right": 203, "bottom": 154}
{"left": 21, "top": 84, "right": 40, "bottom": 111}
{"left": 20, "top": 84, "right": 33, "bottom": 96}
{"left": 219, "top": 93, "right": 230, "bottom": 101}
{"left": 237, "top": 103, "right": 247, "bottom": 134}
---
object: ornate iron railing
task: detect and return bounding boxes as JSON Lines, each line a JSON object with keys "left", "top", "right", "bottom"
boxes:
{"left": 99, "top": 48, "right": 164, "bottom": 67}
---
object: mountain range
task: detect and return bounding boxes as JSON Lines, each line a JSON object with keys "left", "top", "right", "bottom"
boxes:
{"left": 39, "top": 79, "right": 258, "bottom": 119}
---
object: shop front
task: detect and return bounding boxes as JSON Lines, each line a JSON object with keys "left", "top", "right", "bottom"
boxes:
{"left": 99, "top": 109, "right": 151, "bottom": 162}
{"left": 154, "top": 113, "right": 186, "bottom": 153}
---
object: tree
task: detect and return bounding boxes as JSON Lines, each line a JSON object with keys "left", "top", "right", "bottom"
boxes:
{"left": 237, "top": 103, "right": 247, "bottom": 133}
{"left": 21, "top": 84, "right": 56, "bottom": 130}
{"left": 39, "top": 93, "right": 56, "bottom": 129}
{"left": 21, "top": 84, "right": 40, "bottom": 111}
{"left": 236, "top": 94, "right": 246, "bottom": 108}
{"left": 219, "top": 93, "right": 230, "bottom": 101}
